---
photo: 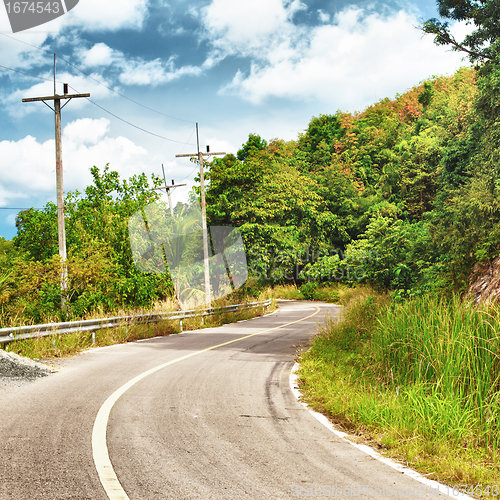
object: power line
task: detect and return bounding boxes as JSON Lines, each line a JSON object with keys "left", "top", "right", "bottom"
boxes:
{"left": 0, "top": 35, "right": 201, "bottom": 159}
{"left": 62, "top": 58, "right": 196, "bottom": 124}
{"left": 0, "top": 32, "right": 51, "bottom": 51}
{"left": 0, "top": 63, "right": 62, "bottom": 83}
{"left": 23, "top": 55, "right": 90, "bottom": 307}
{"left": 176, "top": 124, "right": 227, "bottom": 307}
{"left": 179, "top": 164, "right": 200, "bottom": 182}
{"left": 0, "top": 32, "right": 196, "bottom": 124}
{"left": 176, "top": 127, "right": 196, "bottom": 155}
{"left": 0, "top": 65, "right": 196, "bottom": 146}
{"left": 0, "top": 42, "right": 198, "bottom": 145}
{"left": 0, "top": 63, "right": 197, "bottom": 146}
{"left": 87, "top": 96, "right": 196, "bottom": 145}
{"left": 178, "top": 139, "right": 225, "bottom": 182}
{"left": 68, "top": 86, "right": 196, "bottom": 146}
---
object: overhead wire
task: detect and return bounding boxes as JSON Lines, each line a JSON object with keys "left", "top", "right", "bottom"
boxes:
{"left": 179, "top": 164, "right": 199, "bottom": 183}
{"left": 0, "top": 33, "right": 204, "bottom": 173}
{"left": 0, "top": 63, "right": 61, "bottom": 83}
{"left": 63, "top": 58, "right": 196, "bottom": 124}
{"left": 0, "top": 65, "right": 196, "bottom": 145}
{"left": 176, "top": 127, "right": 196, "bottom": 156}
{"left": 77, "top": 91, "right": 196, "bottom": 146}
{"left": 0, "top": 32, "right": 196, "bottom": 124}
{"left": 177, "top": 145, "right": 223, "bottom": 183}
{"left": 0, "top": 59, "right": 196, "bottom": 145}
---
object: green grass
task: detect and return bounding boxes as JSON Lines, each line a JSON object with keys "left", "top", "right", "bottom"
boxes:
{"left": 260, "top": 282, "right": 374, "bottom": 305}
{"left": 265, "top": 284, "right": 305, "bottom": 300}
{"left": 298, "top": 292, "right": 500, "bottom": 493}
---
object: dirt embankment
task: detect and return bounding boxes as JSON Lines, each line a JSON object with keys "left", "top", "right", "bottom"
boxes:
{"left": 466, "top": 255, "right": 500, "bottom": 305}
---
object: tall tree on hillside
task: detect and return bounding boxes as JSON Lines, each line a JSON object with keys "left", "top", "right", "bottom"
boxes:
{"left": 422, "top": 0, "right": 500, "bottom": 63}
{"left": 236, "top": 133, "right": 267, "bottom": 162}
{"left": 298, "top": 114, "right": 345, "bottom": 171}
{"left": 206, "top": 139, "right": 344, "bottom": 282}
{"left": 422, "top": 2, "right": 500, "bottom": 288}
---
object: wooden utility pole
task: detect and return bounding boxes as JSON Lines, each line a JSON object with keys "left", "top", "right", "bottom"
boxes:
{"left": 152, "top": 165, "right": 186, "bottom": 217}
{"left": 22, "top": 54, "right": 90, "bottom": 308}
{"left": 176, "top": 124, "right": 225, "bottom": 308}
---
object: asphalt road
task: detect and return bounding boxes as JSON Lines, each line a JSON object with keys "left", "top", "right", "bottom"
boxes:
{"left": 0, "top": 301, "right": 451, "bottom": 499}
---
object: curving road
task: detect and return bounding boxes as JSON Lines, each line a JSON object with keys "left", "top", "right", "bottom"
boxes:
{"left": 0, "top": 301, "right": 450, "bottom": 499}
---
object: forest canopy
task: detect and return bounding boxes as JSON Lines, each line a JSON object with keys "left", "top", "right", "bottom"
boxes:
{"left": 205, "top": 62, "right": 498, "bottom": 297}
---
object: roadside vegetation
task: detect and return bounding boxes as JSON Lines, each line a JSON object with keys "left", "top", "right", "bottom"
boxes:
{"left": 257, "top": 281, "right": 375, "bottom": 306}
{"left": 3, "top": 292, "right": 275, "bottom": 360}
{"left": 298, "top": 290, "right": 500, "bottom": 492}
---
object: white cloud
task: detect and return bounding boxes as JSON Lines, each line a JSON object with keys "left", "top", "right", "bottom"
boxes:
{"left": 62, "top": 120, "right": 149, "bottom": 185}
{"left": 80, "top": 43, "right": 118, "bottom": 67}
{"left": 204, "top": 137, "right": 238, "bottom": 156}
{"left": 0, "top": 186, "right": 13, "bottom": 208}
{"left": 318, "top": 9, "right": 330, "bottom": 23}
{"left": 63, "top": 117, "right": 111, "bottom": 145}
{"left": 5, "top": 213, "right": 17, "bottom": 227}
{"left": 187, "top": 5, "right": 200, "bottom": 19}
{"left": 0, "top": 135, "right": 55, "bottom": 196}
{"left": 0, "top": 118, "right": 149, "bottom": 206}
{"left": 119, "top": 58, "right": 202, "bottom": 86}
{"left": 211, "top": 7, "right": 474, "bottom": 110}
{"left": 50, "top": 0, "right": 149, "bottom": 32}
{"left": 0, "top": 31, "right": 52, "bottom": 71}
{"left": 0, "top": 0, "right": 147, "bottom": 99}
{"left": 76, "top": 41, "right": 203, "bottom": 87}
{"left": 202, "top": 0, "right": 306, "bottom": 55}
{"left": 0, "top": 0, "right": 148, "bottom": 39}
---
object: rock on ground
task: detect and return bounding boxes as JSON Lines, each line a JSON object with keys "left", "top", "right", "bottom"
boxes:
{"left": 0, "top": 349, "right": 56, "bottom": 381}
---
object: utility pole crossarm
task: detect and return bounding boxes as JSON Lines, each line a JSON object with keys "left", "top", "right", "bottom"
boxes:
{"left": 154, "top": 180, "right": 187, "bottom": 218}
{"left": 153, "top": 184, "right": 187, "bottom": 190}
{"left": 175, "top": 152, "right": 226, "bottom": 158}
{"left": 22, "top": 93, "right": 90, "bottom": 103}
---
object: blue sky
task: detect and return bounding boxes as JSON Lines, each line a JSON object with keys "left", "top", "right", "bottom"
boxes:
{"left": 0, "top": 0, "right": 471, "bottom": 239}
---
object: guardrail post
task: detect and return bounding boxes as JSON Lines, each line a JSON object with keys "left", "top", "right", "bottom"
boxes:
{"left": 179, "top": 319, "right": 183, "bottom": 332}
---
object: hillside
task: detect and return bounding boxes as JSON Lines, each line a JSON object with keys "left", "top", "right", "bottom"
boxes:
{"left": 206, "top": 64, "right": 500, "bottom": 297}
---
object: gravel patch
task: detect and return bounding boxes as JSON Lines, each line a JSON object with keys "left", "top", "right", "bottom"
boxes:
{"left": 0, "top": 349, "right": 56, "bottom": 382}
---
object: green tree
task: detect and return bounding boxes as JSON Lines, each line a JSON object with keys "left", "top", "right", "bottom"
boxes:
{"left": 397, "top": 132, "right": 442, "bottom": 219}
{"left": 8, "top": 165, "right": 174, "bottom": 320}
{"left": 298, "top": 114, "right": 345, "bottom": 171}
{"left": 206, "top": 139, "right": 342, "bottom": 283}
{"left": 431, "top": 175, "right": 500, "bottom": 291}
{"left": 418, "top": 81, "right": 434, "bottom": 111}
{"left": 236, "top": 133, "right": 267, "bottom": 162}
{"left": 0, "top": 237, "right": 16, "bottom": 264}
{"left": 15, "top": 203, "right": 58, "bottom": 261}
{"left": 422, "top": 0, "right": 500, "bottom": 63}
{"left": 342, "top": 214, "right": 436, "bottom": 292}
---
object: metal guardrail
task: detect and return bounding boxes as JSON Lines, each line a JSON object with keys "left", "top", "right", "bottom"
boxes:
{"left": 0, "top": 299, "right": 273, "bottom": 344}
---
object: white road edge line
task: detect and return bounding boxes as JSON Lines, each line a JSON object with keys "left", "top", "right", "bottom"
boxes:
{"left": 92, "top": 308, "right": 320, "bottom": 500}
{"left": 289, "top": 363, "right": 475, "bottom": 500}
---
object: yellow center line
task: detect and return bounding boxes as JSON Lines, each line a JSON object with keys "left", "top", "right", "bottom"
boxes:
{"left": 92, "top": 307, "right": 321, "bottom": 500}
